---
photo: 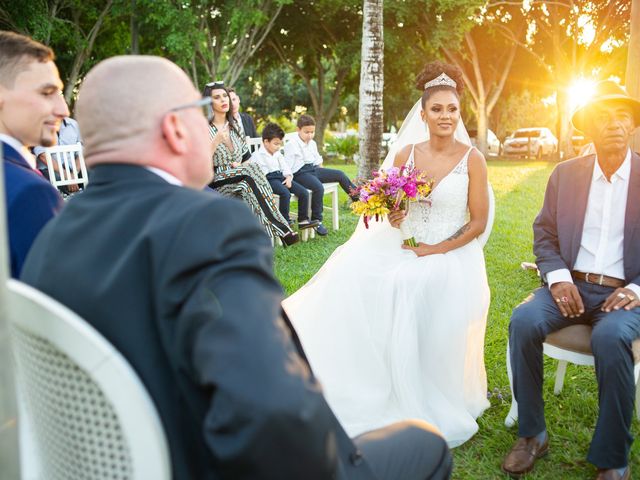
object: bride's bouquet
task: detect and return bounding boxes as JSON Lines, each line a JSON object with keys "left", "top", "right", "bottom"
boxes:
{"left": 351, "top": 166, "right": 433, "bottom": 246}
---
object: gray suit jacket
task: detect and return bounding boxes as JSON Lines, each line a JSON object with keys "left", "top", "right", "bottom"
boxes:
{"left": 533, "top": 151, "right": 640, "bottom": 286}
{"left": 22, "top": 164, "right": 377, "bottom": 480}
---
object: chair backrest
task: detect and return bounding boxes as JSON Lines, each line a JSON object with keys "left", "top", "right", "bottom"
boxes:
{"left": 7, "top": 279, "right": 170, "bottom": 480}
{"left": 246, "top": 136, "right": 263, "bottom": 155}
{"left": 44, "top": 143, "right": 88, "bottom": 189}
{"left": 477, "top": 182, "right": 495, "bottom": 248}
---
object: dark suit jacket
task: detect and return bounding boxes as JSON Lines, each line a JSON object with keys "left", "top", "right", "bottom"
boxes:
{"left": 22, "top": 165, "right": 377, "bottom": 480}
{"left": 533, "top": 151, "right": 640, "bottom": 286}
{"left": 240, "top": 112, "right": 257, "bottom": 139}
{"left": 2, "top": 140, "right": 62, "bottom": 278}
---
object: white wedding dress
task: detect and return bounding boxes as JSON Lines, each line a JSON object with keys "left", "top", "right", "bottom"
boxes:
{"left": 283, "top": 145, "right": 490, "bottom": 447}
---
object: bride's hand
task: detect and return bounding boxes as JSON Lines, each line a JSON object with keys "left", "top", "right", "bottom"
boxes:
{"left": 388, "top": 210, "right": 406, "bottom": 228}
{"left": 402, "top": 242, "right": 442, "bottom": 257}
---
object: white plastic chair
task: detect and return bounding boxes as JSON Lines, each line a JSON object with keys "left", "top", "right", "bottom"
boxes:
{"left": 44, "top": 143, "right": 88, "bottom": 191}
{"left": 273, "top": 181, "right": 341, "bottom": 245}
{"left": 246, "top": 136, "right": 263, "bottom": 155}
{"left": 505, "top": 322, "right": 640, "bottom": 427}
{"left": 7, "top": 279, "right": 170, "bottom": 480}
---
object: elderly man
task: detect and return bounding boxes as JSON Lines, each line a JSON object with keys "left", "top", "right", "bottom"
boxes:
{"left": 503, "top": 80, "right": 640, "bottom": 480}
{"left": 0, "top": 30, "right": 65, "bottom": 278}
{"left": 22, "top": 55, "right": 451, "bottom": 480}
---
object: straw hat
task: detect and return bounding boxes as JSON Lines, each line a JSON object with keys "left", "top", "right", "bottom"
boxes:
{"left": 571, "top": 80, "right": 640, "bottom": 133}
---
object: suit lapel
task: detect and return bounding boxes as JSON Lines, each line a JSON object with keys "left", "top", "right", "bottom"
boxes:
{"left": 568, "top": 155, "right": 595, "bottom": 266}
{"left": 624, "top": 152, "right": 640, "bottom": 277}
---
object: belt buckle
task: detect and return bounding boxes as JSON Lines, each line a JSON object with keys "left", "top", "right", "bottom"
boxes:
{"left": 585, "top": 272, "right": 604, "bottom": 285}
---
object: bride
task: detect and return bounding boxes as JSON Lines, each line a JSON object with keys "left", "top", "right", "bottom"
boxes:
{"left": 283, "top": 61, "right": 491, "bottom": 447}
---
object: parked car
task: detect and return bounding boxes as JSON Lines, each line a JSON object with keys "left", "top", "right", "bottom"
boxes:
{"left": 468, "top": 129, "right": 501, "bottom": 157}
{"left": 503, "top": 127, "right": 558, "bottom": 159}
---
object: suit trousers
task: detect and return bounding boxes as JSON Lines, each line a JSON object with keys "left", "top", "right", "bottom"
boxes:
{"left": 351, "top": 420, "right": 452, "bottom": 480}
{"left": 293, "top": 165, "right": 356, "bottom": 222}
{"left": 266, "top": 172, "right": 311, "bottom": 222}
{"left": 314, "top": 166, "right": 357, "bottom": 198}
{"left": 509, "top": 280, "right": 640, "bottom": 468}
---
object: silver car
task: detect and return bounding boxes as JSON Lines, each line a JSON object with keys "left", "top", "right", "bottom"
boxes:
{"left": 503, "top": 127, "right": 558, "bottom": 159}
{"left": 469, "top": 129, "right": 501, "bottom": 157}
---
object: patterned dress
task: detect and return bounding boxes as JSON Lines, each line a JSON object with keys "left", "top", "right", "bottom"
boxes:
{"left": 209, "top": 124, "right": 292, "bottom": 240}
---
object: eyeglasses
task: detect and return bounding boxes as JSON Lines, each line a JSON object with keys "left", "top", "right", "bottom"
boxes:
{"left": 206, "top": 81, "right": 225, "bottom": 89}
{"left": 169, "top": 97, "right": 214, "bottom": 123}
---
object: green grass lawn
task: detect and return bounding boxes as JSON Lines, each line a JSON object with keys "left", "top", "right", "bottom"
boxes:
{"left": 274, "top": 159, "right": 639, "bottom": 479}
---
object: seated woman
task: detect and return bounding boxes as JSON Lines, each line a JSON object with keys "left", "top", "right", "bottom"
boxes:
{"left": 205, "top": 81, "right": 298, "bottom": 246}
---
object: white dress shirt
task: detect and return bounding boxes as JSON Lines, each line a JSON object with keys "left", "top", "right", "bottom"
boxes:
{"left": 145, "top": 167, "right": 183, "bottom": 186}
{"left": 547, "top": 149, "right": 640, "bottom": 297}
{"left": 234, "top": 114, "right": 245, "bottom": 137}
{"left": 283, "top": 134, "right": 323, "bottom": 174}
{"left": 251, "top": 145, "right": 291, "bottom": 177}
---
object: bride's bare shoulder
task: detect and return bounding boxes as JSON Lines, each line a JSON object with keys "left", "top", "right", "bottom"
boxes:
{"left": 393, "top": 144, "right": 414, "bottom": 167}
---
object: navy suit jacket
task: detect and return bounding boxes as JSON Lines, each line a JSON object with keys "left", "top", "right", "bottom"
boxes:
{"left": 533, "top": 151, "right": 640, "bottom": 286}
{"left": 22, "top": 165, "right": 377, "bottom": 480}
{"left": 2, "top": 140, "right": 62, "bottom": 278}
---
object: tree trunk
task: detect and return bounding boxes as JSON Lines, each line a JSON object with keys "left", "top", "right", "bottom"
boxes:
{"left": 130, "top": 0, "right": 139, "bottom": 54}
{"left": 626, "top": 0, "right": 640, "bottom": 150}
{"left": 476, "top": 100, "right": 488, "bottom": 155}
{"left": 64, "top": 0, "right": 114, "bottom": 104}
{"left": 556, "top": 88, "right": 572, "bottom": 160}
{"left": 358, "top": 0, "right": 384, "bottom": 179}
{"left": 315, "top": 116, "right": 329, "bottom": 151}
{"left": 223, "top": 0, "right": 284, "bottom": 86}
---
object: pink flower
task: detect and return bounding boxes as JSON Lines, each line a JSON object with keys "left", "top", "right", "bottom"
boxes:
{"left": 403, "top": 182, "right": 417, "bottom": 197}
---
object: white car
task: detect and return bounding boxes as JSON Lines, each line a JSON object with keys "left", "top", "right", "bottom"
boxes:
{"left": 468, "top": 129, "right": 501, "bottom": 157}
{"left": 503, "top": 127, "right": 558, "bottom": 159}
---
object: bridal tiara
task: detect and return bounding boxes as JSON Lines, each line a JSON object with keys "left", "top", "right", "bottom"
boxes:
{"left": 424, "top": 72, "right": 457, "bottom": 90}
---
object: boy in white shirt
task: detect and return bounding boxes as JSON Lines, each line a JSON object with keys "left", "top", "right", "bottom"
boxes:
{"left": 283, "top": 115, "right": 357, "bottom": 236}
{"left": 252, "top": 123, "right": 319, "bottom": 231}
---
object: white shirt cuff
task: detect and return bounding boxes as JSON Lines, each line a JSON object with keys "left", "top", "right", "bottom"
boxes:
{"left": 546, "top": 268, "right": 573, "bottom": 288}
{"left": 625, "top": 283, "right": 640, "bottom": 298}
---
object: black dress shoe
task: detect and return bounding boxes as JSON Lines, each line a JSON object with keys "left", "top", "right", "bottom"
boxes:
{"left": 298, "top": 219, "right": 320, "bottom": 230}
{"left": 281, "top": 232, "right": 300, "bottom": 246}
{"left": 315, "top": 223, "right": 329, "bottom": 236}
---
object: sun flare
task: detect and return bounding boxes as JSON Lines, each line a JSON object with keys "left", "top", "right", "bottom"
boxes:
{"left": 568, "top": 78, "right": 596, "bottom": 112}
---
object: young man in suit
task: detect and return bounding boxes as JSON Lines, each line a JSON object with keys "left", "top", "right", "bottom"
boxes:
{"left": 22, "top": 55, "right": 451, "bottom": 480}
{"left": 503, "top": 81, "right": 640, "bottom": 480}
{"left": 228, "top": 87, "right": 257, "bottom": 138}
{"left": 0, "top": 30, "right": 65, "bottom": 278}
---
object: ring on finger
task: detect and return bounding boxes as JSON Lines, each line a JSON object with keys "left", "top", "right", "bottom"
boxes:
{"left": 560, "top": 296, "right": 569, "bottom": 303}
{"left": 628, "top": 295, "right": 636, "bottom": 301}
{"left": 617, "top": 292, "right": 627, "bottom": 299}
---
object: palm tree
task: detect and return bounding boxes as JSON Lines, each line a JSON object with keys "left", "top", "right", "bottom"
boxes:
{"left": 357, "top": 0, "right": 384, "bottom": 180}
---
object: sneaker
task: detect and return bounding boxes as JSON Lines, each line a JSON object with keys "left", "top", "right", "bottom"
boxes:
{"left": 298, "top": 219, "right": 320, "bottom": 230}
{"left": 315, "top": 223, "right": 329, "bottom": 236}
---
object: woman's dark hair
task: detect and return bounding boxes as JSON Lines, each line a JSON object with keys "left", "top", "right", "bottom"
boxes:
{"left": 415, "top": 61, "right": 464, "bottom": 108}
{"left": 202, "top": 81, "right": 239, "bottom": 134}
{"left": 262, "top": 122, "right": 285, "bottom": 141}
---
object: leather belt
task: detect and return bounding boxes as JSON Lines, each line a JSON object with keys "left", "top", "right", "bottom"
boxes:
{"left": 571, "top": 271, "right": 625, "bottom": 288}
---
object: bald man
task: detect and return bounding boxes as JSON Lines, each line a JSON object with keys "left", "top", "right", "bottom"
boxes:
{"left": 22, "top": 56, "right": 451, "bottom": 480}
{"left": 0, "top": 31, "right": 65, "bottom": 277}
